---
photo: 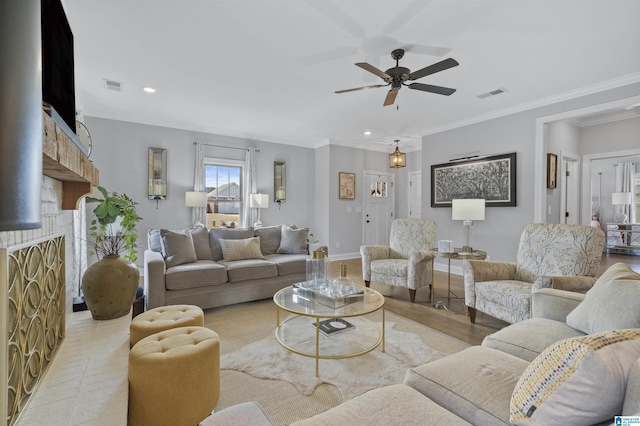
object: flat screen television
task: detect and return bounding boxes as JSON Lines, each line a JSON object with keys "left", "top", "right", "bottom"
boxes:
{"left": 41, "top": 0, "right": 77, "bottom": 139}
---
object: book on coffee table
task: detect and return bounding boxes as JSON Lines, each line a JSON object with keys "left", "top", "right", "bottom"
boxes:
{"left": 312, "top": 318, "right": 355, "bottom": 337}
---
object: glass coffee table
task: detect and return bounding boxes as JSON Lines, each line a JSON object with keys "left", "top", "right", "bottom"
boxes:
{"left": 273, "top": 286, "right": 385, "bottom": 377}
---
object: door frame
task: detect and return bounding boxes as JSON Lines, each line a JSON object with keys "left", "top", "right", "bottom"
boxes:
{"left": 408, "top": 170, "right": 422, "bottom": 218}
{"left": 559, "top": 150, "right": 580, "bottom": 224}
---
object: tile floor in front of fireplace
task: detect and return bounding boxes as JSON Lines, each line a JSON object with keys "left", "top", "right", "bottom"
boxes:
{"left": 16, "top": 310, "right": 130, "bottom": 426}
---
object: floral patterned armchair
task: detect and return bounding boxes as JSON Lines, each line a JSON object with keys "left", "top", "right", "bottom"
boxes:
{"left": 360, "top": 219, "right": 436, "bottom": 303}
{"left": 463, "top": 223, "right": 605, "bottom": 324}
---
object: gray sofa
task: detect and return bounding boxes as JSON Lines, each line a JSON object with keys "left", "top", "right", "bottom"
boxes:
{"left": 292, "top": 262, "right": 640, "bottom": 426}
{"left": 144, "top": 225, "right": 324, "bottom": 310}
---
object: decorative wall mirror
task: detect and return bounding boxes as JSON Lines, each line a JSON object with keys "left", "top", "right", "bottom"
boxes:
{"left": 148, "top": 147, "right": 167, "bottom": 200}
{"left": 274, "top": 161, "right": 286, "bottom": 203}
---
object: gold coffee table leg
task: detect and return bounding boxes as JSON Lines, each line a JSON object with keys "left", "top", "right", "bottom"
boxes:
{"left": 315, "top": 317, "right": 320, "bottom": 377}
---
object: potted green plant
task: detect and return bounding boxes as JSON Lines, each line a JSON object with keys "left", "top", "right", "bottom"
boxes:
{"left": 82, "top": 186, "right": 143, "bottom": 320}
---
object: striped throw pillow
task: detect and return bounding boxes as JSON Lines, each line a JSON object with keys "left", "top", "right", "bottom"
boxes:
{"left": 219, "top": 237, "right": 265, "bottom": 261}
{"left": 510, "top": 329, "right": 640, "bottom": 425}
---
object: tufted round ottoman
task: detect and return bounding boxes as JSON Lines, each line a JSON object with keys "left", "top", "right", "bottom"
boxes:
{"left": 129, "top": 304, "right": 204, "bottom": 347}
{"left": 128, "top": 326, "right": 220, "bottom": 426}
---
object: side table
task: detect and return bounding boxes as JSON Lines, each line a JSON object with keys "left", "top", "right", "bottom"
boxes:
{"left": 431, "top": 248, "right": 487, "bottom": 307}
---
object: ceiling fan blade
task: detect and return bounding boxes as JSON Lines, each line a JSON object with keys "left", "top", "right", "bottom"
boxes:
{"left": 383, "top": 88, "right": 399, "bottom": 106}
{"left": 408, "top": 58, "right": 459, "bottom": 81}
{"left": 356, "top": 62, "right": 391, "bottom": 80}
{"left": 335, "top": 84, "right": 386, "bottom": 94}
{"left": 407, "top": 82, "right": 456, "bottom": 96}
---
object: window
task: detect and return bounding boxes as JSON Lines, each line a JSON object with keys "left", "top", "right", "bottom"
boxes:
{"left": 205, "top": 160, "right": 243, "bottom": 227}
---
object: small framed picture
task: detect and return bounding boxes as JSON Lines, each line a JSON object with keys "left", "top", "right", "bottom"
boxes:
{"left": 547, "top": 153, "right": 557, "bottom": 189}
{"left": 339, "top": 172, "right": 355, "bottom": 199}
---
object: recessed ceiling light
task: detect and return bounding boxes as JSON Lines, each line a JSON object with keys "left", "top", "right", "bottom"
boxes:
{"left": 364, "top": 131, "right": 371, "bottom": 135}
{"left": 142, "top": 86, "right": 156, "bottom": 93}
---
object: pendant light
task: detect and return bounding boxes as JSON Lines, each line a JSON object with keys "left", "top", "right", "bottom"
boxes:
{"left": 389, "top": 140, "right": 406, "bottom": 168}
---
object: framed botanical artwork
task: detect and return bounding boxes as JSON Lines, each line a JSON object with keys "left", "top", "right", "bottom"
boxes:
{"left": 547, "top": 153, "right": 557, "bottom": 189}
{"left": 431, "top": 152, "right": 517, "bottom": 207}
{"left": 338, "top": 172, "right": 356, "bottom": 199}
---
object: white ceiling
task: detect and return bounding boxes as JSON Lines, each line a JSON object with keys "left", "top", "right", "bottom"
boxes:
{"left": 63, "top": 0, "right": 640, "bottom": 152}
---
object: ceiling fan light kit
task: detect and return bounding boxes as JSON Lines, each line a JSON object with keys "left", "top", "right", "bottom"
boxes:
{"left": 336, "top": 49, "right": 459, "bottom": 106}
{"left": 389, "top": 140, "right": 406, "bottom": 168}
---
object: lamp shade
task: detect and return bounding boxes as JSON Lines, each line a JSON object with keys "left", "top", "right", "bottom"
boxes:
{"left": 452, "top": 199, "right": 486, "bottom": 221}
{"left": 185, "top": 191, "right": 207, "bottom": 207}
{"left": 612, "top": 192, "right": 633, "bottom": 205}
{"left": 250, "top": 193, "right": 269, "bottom": 209}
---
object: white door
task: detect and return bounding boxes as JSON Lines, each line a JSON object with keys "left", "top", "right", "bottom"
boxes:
{"left": 560, "top": 151, "right": 580, "bottom": 224}
{"left": 408, "top": 171, "right": 422, "bottom": 218}
{"left": 363, "top": 170, "right": 395, "bottom": 246}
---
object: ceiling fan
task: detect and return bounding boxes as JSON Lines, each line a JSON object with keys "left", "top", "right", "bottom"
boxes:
{"left": 335, "top": 49, "right": 459, "bottom": 106}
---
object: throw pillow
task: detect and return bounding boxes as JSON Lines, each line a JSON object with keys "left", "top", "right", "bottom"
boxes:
{"left": 219, "top": 237, "right": 265, "bottom": 261}
{"left": 510, "top": 329, "right": 640, "bottom": 426}
{"left": 276, "top": 225, "right": 308, "bottom": 254}
{"left": 566, "top": 262, "right": 640, "bottom": 334}
{"left": 148, "top": 229, "right": 164, "bottom": 254}
{"left": 209, "top": 228, "right": 255, "bottom": 260}
{"left": 190, "top": 227, "right": 213, "bottom": 261}
{"left": 254, "top": 225, "right": 282, "bottom": 255}
{"left": 161, "top": 229, "right": 197, "bottom": 268}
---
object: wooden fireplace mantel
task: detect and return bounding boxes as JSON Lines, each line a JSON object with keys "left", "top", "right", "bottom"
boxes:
{"left": 42, "top": 112, "right": 99, "bottom": 209}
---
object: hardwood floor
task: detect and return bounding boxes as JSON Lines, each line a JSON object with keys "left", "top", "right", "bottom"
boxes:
{"left": 333, "top": 253, "right": 639, "bottom": 346}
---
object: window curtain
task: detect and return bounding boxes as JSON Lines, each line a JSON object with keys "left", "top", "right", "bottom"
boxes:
{"left": 243, "top": 148, "right": 257, "bottom": 228}
{"left": 193, "top": 141, "right": 206, "bottom": 227}
{"left": 615, "top": 161, "right": 636, "bottom": 224}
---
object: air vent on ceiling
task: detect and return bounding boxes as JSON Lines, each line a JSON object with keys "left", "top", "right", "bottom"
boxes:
{"left": 477, "top": 88, "right": 507, "bottom": 99}
{"left": 104, "top": 79, "right": 123, "bottom": 91}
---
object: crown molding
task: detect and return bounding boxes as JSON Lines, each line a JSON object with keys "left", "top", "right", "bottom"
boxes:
{"left": 422, "top": 72, "right": 640, "bottom": 136}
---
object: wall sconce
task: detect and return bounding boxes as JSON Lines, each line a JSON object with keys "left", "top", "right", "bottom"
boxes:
{"left": 250, "top": 193, "right": 269, "bottom": 228}
{"left": 274, "top": 161, "right": 286, "bottom": 209}
{"left": 612, "top": 192, "right": 633, "bottom": 223}
{"left": 185, "top": 191, "right": 208, "bottom": 228}
{"left": 148, "top": 147, "right": 167, "bottom": 208}
{"left": 452, "top": 199, "right": 485, "bottom": 252}
{"left": 389, "top": 140, "right": 406, "bottom": 168}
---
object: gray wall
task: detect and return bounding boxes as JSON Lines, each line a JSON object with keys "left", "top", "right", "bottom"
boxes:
{"left": 85, "top": 83, "right": 640, "bottom": 268}
{"left": 84, "top": 117, "right": 316, "bottom": 266}
{"left": 421, "top": 82, "right": 640, "bottom": 267}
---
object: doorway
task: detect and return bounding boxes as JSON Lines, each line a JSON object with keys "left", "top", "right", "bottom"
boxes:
{"left": 362, "top": 170, "right": 395, "bottom": 245}
{"left": 560, "top": 151, "right": 580, "bottom": 224}
{"left": 534, "top": 95, "right": 640, "bottom": 223}
{"left": 408, "top": 171, "right": 422, "bottom": 218}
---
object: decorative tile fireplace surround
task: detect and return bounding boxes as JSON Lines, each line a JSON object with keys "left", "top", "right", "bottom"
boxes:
{"left": 0, "top": 178, "right": 77, "bottom": 426}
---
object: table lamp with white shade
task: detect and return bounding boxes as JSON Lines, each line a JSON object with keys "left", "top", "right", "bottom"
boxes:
{"left": 185, "top": 191, "right": 208, "bottom": 228}
{"left": 250, "top": 193, "right": 269, "bottom": 228}
{"left": 452, "top": 199, "right": 486, "bottom": 253}
{"left": 612, "top": 192, "right": 633, "bottom": 223}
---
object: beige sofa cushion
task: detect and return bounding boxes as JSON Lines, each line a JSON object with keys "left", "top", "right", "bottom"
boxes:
{"left": 165, "top": 261, "right": 228, "bottom": 290}
{"left": 566, "top": 262, "right": 640, "bottom": 334}
{"left": 404, "top": 346, "right": 528, "bottom": 425}
{"left": 291, "top": 384, "right": 471, "bottom": 426}
{"left": 482, "top": 318, "right": 585, "bottom": 362}
{"left": 219, "top": 259, "right": 278, "bottom": 283}
{"left": 510, "top": 329, "right": 640, "bottom": 425}
{"left": 265, "top": 254, "right": 307, "bottom": 276}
